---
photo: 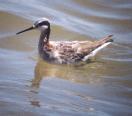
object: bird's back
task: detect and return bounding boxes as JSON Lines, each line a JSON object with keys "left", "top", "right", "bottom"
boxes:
{"left": 42, "top": 35, "right": 113, "bottom": 64}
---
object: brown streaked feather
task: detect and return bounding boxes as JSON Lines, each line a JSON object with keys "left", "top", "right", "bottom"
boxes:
{"left": 78, "top": 35, "right": 113, "bottom": 54}
{"left": 42, "top": 35, "right": 113, "bottom": 64}
{"left": 95, "top": 35, "right": 113, "bottom": 45}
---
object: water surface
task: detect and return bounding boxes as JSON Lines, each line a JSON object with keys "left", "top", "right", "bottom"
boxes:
{"left": 0, "top": 0, "right": 132, "bottom": 116}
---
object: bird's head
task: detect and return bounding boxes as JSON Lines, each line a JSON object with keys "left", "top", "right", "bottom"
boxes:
{"left": 16, "top": 18, "right": 50, "bottom": 35}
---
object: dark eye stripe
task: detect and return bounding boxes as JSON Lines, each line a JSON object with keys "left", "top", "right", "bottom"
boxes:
{"left": 38, "top": 21, "right": 49, "bottom": 27}
{"left": 34, "top": 20, "right": 50, "bottom": 28}
{"left": 38, "top": 22, "right": 45, "bottom": 26}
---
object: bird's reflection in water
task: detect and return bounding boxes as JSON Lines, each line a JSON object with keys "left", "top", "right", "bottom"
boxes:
{"left": 29, "top": 58, "right": 104, "bottom": 107}
{"left": 29, "top": 58, "right": 77, "bottom": 107}
{"left": 30, "top": 100, "right": 41, "bottom": 107}
{"left": 31, "top": 58, "right": 105, "bottom": 88}
{"left": 31, "top": 58, "right": 73, "bottom": 88}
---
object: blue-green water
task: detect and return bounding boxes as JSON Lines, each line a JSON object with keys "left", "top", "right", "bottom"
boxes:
{"left": 0, "top": 0, "right": 132, "bottom": 116}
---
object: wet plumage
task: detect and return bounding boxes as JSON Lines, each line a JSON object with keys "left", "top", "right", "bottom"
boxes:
{"left": 16, "top": 18, "right": 113, "bottom": 64}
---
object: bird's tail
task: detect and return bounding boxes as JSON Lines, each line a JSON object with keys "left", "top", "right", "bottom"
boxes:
{"left": 82, "top": 35, "right": 113, "bottom": 61}
{"left": 95, "top": 35, "right": 113, "bottom": 46}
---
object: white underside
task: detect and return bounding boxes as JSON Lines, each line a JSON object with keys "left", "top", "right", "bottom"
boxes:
{"left": 82, "top": 42, "right": 112, "bottom": 61}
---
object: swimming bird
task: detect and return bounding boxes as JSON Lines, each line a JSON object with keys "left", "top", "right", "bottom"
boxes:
{"left": 16, "top": 18, "right": 113, "bottom": 64}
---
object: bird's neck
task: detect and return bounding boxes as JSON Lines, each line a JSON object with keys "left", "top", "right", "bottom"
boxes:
{"left": 38, "top": 28, "right": 50, "bottom": 57}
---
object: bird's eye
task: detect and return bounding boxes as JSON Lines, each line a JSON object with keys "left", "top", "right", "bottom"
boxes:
{"left": 38, "top": 22, "right": 44, "bottom": 26}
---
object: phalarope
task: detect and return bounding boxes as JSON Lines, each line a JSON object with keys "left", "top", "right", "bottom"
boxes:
{"left": 16, "top": 18, "right": 113, "bottom": 64}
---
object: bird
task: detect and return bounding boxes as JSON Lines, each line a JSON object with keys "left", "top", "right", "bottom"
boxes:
{"left": 16, "top": 18, "right": 113, "bottom": 64}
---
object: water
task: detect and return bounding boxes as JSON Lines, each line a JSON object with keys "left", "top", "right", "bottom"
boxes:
{"left": 0, "top": 0, "right": 132, "bottom": 116}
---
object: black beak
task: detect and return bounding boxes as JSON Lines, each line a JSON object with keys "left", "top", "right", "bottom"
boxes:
{"left": 16, "top": 26, "right": 35, "bottom": 35}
